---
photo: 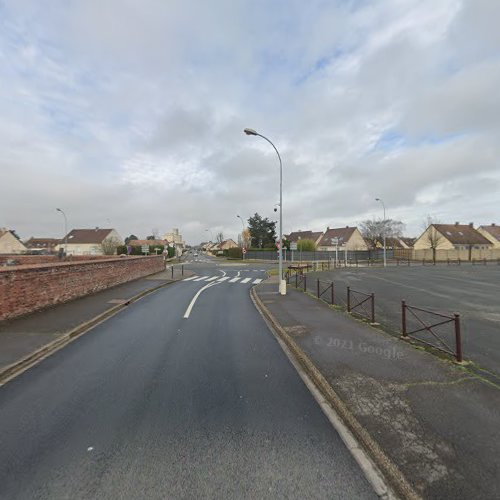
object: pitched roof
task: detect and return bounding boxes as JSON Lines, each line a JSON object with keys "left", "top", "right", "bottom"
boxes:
{"left": 63, "top": 228, "right": 115, "bottom": 244}
{"left": 287, "top": 230, "right": 323, "bottom": 243}
{"left": 434, "top": 224, "right": 492, "bottom": 245}
{"left": 400, "top": 237, "right": 416, "bottom": 247}
{"left": 479, "top": 224, "right": 500, "bottom": 241}
{"left": 24, "top": 237, "right": 61, "bottom": 248}
{"left": 317, "top": 227, "right": 357, "bottom": 247}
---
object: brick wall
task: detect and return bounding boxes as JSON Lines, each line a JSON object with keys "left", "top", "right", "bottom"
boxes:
{"left": 0, "top": 256, "right": 165, "bottom": 321}
{"left": 0, "top": 255, "right": 116, "bottom": 266}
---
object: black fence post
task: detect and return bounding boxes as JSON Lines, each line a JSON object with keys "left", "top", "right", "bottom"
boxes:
{"left": 347, "top": 286, "right": 351, "bottom": 312}
{"left": 401, "top": 300, "right": 407, "bottom": 337}
{"left": 317, "top": 279, "right": 320, "bottom": 298}
{"left": 171, "top": 266, "right": 174, "bottom": 279}
{"left": 295, "top": 273, "right": 298, "bottom": 288}
{"left": 454, "top": 314, "right": 462, "bottom": 362}
{"left": 304, "top": 275, "right": 307, "bottom": 292}
{"left": 331, "top": 282, "right": 334, "bottom": 305}
{"left": 181, "top": 265, "right": 184, "bottom": 276}
{"left": 371, "top": 293, "right": 375, "bottom": 323}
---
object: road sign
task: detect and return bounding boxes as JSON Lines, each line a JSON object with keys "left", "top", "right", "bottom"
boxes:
{"left": 242, "top": 248, "right": 247, "bottom": 254}
{"left": 290, "top": 242, "right": 298, "bottom": 251}
{"left": 141, "top": 245, "right": 149, "bottom": 254}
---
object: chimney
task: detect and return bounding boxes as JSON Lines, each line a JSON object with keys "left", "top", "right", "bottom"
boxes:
{"left": 492, "top": 223, "right": 496, "bottom": 227}
{"left": 469, "top": 222, "right": 473, "bottom": 227}
{"left": 346, "top": 225, "right": 349, "bottom": 228}
{"left": 455, "top": 222, "right": 459, "bottom": 226}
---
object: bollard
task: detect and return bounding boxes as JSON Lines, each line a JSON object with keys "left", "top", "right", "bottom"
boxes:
{"left": 331, "top": 282, "right": 334, "bottom": 305}
{"left": 181, "top": 265, "right": 184, "bottom": 276}
{"left": 454, "top": 314, "right": 462, "bottom": 362}
{"left": 171, "top": 266, "right": 174, "bottom": 279}
{"left": 303, "top": 275, "right": 307, "bottom": 292}
{"left": 347, "top": 286, "right": 351, "bottom": 312}
{"left": 317, "top": 279, "right": 320, "bottom": 298}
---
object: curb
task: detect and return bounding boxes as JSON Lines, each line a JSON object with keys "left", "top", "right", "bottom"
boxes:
{"left": 251, "top": 285, "right": 421, "bottom": 500}
{"left": 0, "top": 280, "right": 176, "bottom": 386}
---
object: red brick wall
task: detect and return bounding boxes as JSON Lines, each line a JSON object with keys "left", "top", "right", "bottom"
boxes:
{"left": 0, "top": 256, "right": 165, "bottom": 321}
{"left": 0, "top": 255, "right": 116, "bottom": 266}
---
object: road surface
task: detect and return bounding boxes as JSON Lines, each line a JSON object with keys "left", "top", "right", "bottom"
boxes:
{"left": 0, "top": 256, "right": 376, "bottom": 499}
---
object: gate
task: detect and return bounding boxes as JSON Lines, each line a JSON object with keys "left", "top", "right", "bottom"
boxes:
{"left": 347, "top": 286, "right": 375, "bottom": 323}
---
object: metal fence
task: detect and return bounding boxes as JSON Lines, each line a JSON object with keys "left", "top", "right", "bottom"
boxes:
{"left": 245, "top": 249, "right": 392, "bottom": 262}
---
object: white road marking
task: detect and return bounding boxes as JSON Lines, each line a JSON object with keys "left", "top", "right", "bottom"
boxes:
{"left": 253, "top": 279, "right": 263, "bottom": 284}
{"left": 241, "top": 278, "right": 251, "bottom": 283}
{"left": 205, "top": 276, "right": 219, "bottom": 281}
{"left": 194, "top": 276, "right": 210, "bottom": 281}
{"left": 217, "top": 276, "right": 230, "bottom": 282}
{"left": 183, "top": 276, "right": 198, "bottom": 281}
{"left": 236, "top": 271, "right": 241, "bottom": 277}
{"left": 229, "top": 277, "right": 241, "bottom": 283}
{"left": 183, "top": 282, "right": 219, "bottom": 319}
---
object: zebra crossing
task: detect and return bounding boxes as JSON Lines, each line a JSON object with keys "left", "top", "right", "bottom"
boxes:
{"left": 183, "top": 275, "right": 263, "bottom": 285}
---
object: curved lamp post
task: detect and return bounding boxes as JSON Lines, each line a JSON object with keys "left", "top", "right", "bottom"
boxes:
{"left": 244, "top": 128, "right": 286, "bottom": 295}
{"left": 375, "top": 198, "right": 387, "bottom": 267}
{"left": 56, "top": 208, "right": 68, "bottom": 257}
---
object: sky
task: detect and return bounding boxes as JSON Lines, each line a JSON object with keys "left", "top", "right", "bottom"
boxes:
{"left": 0, "top": 0, "right": 499, "bottom": 245}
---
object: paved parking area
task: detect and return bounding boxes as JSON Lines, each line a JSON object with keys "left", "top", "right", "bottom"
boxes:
{"left": 307, "top": 264, "right": 500, "bottom": 377}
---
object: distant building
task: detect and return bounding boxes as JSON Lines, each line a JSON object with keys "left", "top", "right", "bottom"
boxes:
{"left": 414, "top": 223, "right": 492, "bottom": 251}
{"left": 477, "top": 224, "right": 500, "bottom": 248}
{"left": 24, "top": 237, "right": 60, "bottom": 254}
{"left": 317, "top": 226, "right": 368, "bottom": 251}
{"left": 56, "top": 228, "right": 123, "bottom": 256}
{"left": 218, "top": 239, "right": 239, "bottom": 250}
{"left": 286, "top": 230, "right": 324, "bottom": 246}
{"left": 163, "top": 228, "right": 184, "bottom": 255}
{"left": 0, "top": 228, "right": 27, "bottom": 254}
{"left": 376, "top": 237, "right": 414, "bottom": 249}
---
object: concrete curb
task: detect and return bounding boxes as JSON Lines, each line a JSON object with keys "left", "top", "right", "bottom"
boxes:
{"left": 251, "top": 285, "right": 421, "bottom": 500}
{"left": 0, "top": 280, "right": 176, "bottom": 386}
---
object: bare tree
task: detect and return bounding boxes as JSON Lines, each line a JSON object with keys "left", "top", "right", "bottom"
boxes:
{"left": 360, "top": 219, "right": 405, "bottom": 249}
{"left": 101, "top": 236, "right": 121, "bottom": 255}
{"left": 216, "top": 232, "right": 224, "bottom": 244}
{"left": 421, "top": 216, "right": 443, "bottom": 263}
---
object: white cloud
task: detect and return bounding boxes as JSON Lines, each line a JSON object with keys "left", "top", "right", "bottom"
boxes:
{"left": 0, "top": 0, "right": 499, "bottom": 243}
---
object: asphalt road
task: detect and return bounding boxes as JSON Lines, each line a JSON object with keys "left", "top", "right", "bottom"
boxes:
{"left": 0, "top": 256, "right": 375, "bottom": 499}
{"left": 307, "top": 264, "right": 500, "bottom": 376}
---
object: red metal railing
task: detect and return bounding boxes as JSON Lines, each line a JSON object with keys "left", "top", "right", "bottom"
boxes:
{"left": 316, "top": 279, "right": 334, "bottom": 305}
{"left": 347, "top": 286, "right": 375, "bottom": 323}
{"left": 295, "top": 273, "right": 307, "bottom": 291}
{"left": 401, "top": 300, "right": 462, "bottom": 362}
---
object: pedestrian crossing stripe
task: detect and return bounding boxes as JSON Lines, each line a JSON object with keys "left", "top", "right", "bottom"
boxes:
{"left": 183, "top": 275, "right": 263, "bottom": 285}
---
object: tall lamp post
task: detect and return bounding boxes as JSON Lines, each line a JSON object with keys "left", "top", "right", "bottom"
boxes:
{"left": 205, "top": 228, "right": 214, "bottom": 253}
{"left": 56, "top": 208, "right": 68, "bottom": 257}
{"left": 236, "top": 215, "right": 246, "bottom": 260}
{"left": 244, "top": 128, "right": 286, "bottom": 295}
{"left": 375, "top": 198, "right": 387, "bottom": 267}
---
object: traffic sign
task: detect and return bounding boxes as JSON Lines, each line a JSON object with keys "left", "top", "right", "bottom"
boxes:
{"left": 290, "top": 242, "right": 298, "bottom": 251}
{"left": 141, "top": 245, "right": 149, "bottom": 254}
{"left": 242, "top": 248, "right": 247, "bottom": 254}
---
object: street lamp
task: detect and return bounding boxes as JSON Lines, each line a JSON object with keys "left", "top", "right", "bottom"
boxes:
{"left": 244, "top": 128, "right": 286, "bottom": 295}
{"left": 56, "top": 208, "right": 68, "bottom": 257}
{"left": 375, "top": 198, "right": 387, "bottom": 267}
{"left": 205, "top": 228, "right": 214, "bottom": 242}
{"left": 237, "top": 215, "right": 246, "bottom": 260}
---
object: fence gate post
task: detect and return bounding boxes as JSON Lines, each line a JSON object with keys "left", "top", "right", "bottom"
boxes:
{"left": 454, "top": 314, "right": 463, "bottom": 362}
{"left": 347, "top": 286, "right": 351, "bottom": 312}
{"left": 182, "top": 265, "right": 184, "bottom": 276}
{"left": 295, "top": 272, "right": 298, "bottom": 288}
{"left": 371, "top": 293, "right": 375, "bottom": 323}
{"left": 401, "top": 300, "right": 407, "bottom": 337}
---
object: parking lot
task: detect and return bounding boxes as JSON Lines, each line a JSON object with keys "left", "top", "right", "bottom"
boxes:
{"left": 306, "top": 264, "right": 500, "bottom": 377}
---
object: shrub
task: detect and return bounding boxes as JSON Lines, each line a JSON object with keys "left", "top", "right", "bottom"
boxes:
{"left": 297, "top": 239, "right": 316, "bottom": 251}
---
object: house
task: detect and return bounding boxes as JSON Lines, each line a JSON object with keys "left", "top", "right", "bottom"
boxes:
{"left": 316, "top": 226, "right": 368, "bottom": 251}
{"left": 477, "top": 224, "right": 500, "bottom": 248}
{"left": 286, "top": 230, "right": 324, "bottom": 246}
{"left": 377, "top": 237, "right": 414, "bottom": 249}
{"left": 218, "top": 239, "right": 239, "bottom": 250}
{"left": 56, "top": 228, "right": 123, "bottom": 256}
{"left": 0, "top": 228, "right": 27, "bottom": 254}
{"left": 414, "top": 223, "right": 492, "bottom": 251}
{"left": 24, "top": 237, "right": 60, "bottom": 254}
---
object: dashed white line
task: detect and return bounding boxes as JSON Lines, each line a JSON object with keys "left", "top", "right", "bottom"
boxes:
{"left": 183, "top": 276, "right": 198, "bottom": 281}
{"left": 253, "top": 279, "right": 263, "bottom": 284}
{"left": 193, "top": 276, "right": 210, "bottom": 281}
{"left": 205, "top": 276, "right": 219, "bottom": 281}
{"left": 217, "top": 276, "right": 230, "bottom": 282}
{"left": 241, "top": 278, "right": 251, "bottom": 284}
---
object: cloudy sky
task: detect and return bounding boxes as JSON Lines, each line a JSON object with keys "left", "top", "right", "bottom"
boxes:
{"left": 0, "top": 0, "right": 499, "bottom": 244}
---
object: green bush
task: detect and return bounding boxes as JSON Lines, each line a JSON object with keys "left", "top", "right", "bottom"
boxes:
{"left": 297, "top": 239, "right": 316, "bottom": 251}
{"left": 226, "top": 247, "right": 243, "bottom": 259}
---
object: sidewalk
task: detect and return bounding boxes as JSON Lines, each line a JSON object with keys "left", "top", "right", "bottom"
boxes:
{"left": 0, "top": 266, "right": 189, "bottom": 378}
{"left": 254, "top": 279, "right": 500, "bottom": 499}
